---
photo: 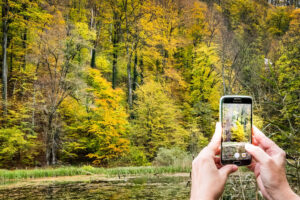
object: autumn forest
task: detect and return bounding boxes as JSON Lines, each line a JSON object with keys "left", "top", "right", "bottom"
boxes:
{"left": 0, "top": 0, "right": 299, "bottom": 170}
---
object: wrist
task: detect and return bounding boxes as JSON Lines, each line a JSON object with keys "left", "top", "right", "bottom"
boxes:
{"left": 281, "top": 188, "right": 299, "bottom": 200}
{"left": 270, "top": 184, "right": 298, "bottom": 200}
{"left": 191, "top": 194, "right": 217, "bottom": 200}
{"left": 191, "top": 187, "right": 219, "bottom": 200}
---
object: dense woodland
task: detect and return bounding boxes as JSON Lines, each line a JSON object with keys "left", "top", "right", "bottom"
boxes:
{"left": 0, "top": 0, "right": 299, "bottom": 168}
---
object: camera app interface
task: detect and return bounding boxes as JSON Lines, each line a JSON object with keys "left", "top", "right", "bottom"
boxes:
{"left": 222, "top": 103, "right": 251, "bottom": 161}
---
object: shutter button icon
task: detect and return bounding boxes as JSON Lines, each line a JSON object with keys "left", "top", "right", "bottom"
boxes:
{"left": 234, "top": 152, "right": 240, "bottom": 159}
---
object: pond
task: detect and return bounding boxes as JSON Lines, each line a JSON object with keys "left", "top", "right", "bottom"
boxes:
{"left": 0, "top": 176, "right": 191, "bottom": 200}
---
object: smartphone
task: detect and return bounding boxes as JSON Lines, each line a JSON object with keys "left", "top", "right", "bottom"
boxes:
{"left": 220, "top": 95, "right": 252, "bottom": 166}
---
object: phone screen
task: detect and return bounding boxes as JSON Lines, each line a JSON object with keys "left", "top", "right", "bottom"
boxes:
{"left": 221, "top": 102, "right": 252, "bottom": 161}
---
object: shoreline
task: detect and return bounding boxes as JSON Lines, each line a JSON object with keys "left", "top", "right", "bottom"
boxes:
{"left": 0, "top": 172, "right": 190, "bottom": 190}
{"left": 0, "top": 166, "right": 191, "bottom": 189}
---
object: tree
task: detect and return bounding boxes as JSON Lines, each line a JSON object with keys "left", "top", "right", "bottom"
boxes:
{"left": 33, "top": 8, "right": 94, "bottom": 165}
{"left": 266, "top": 7, "right": 291, "bottom": 37}
{"left": 123, "top": 0, "right": 143, "bottom": 109}
{"left": 85, "top": 68, "right": 130, "bottom": 165}
{"left": 132, "top": 80, "right": 188, "bottom": 160}
{"left": 231, "top": 121, "right": 247, "bottom": 142}
{"left": 1, "top": 0, "right": 50, "bottom": 114}
{"left": 60, "top": 68, "right": 130, "bottom": 166}
{"left": 190, "top": 44, "right": 221, "bottom": 138}
{"left": 0, "top": 127, "right": 39, "bottom": 167}
{"left": 0, "top": 0, "right": 298, "bottom": 170}
{"left": 261, "top": 9, "right": 300, "bottom": 155}
{"left": 1, "top": 0, "right": 9, "bottom": 114}
{"left": 219, "top": 0, "right": 267, "bottom": 96}
{"left": 108, "top": 0, "right": 124, "bottom": 89}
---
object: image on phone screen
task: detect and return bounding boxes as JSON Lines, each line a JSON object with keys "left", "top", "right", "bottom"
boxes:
{"left": 222, "top": 103, "right": 251, "bottom": 161}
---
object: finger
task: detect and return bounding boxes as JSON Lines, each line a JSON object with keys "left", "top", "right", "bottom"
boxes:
{"left": 253, "top": 126, "right": 275, "bottom": 150}
{"left": 247, "top": 151, "right": 261, "bottom": 178}
{"left": 257, "top": 176, "right": 272, "bottom": 200}
{"left": 193, "top": 147, "right": 215, "bottom": 166}
{"left": 248, "top": 160, "right": 256, "bottom": 172}
{"left": 216, "top": 163, "right": 222, "bottom": 169}
{"left": 214, "top": 156, "right": 221, "bottom": 164}
{"left": 253, "top": 126, "right": 283, "bottom": 156}
{"left": 253, "top": 163, "right": 260, "bottom": 178}
{"left": 219, "top": 164, "right": 238, "bottom": 178}
{"left": 214, "top": 157, "right": 222, "bottom": 169}
{"left": 208, "top": 122, "right": 222, "bottom": 152}
{"left": 215, "top": 146, "right": 221, "bottom": 155}
{"left": 251, "top": 127, "right": 258, "bottom": 146}
{"left": 245, "top": 144, "right": 271, "bottom": 164}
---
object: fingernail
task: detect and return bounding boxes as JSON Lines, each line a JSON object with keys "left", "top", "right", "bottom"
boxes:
{"left": 245, "top": 143, "right": 252, "bottom": 151}
{"left": 253, "top": 126, "right": 263, "bottom": 135}
{"left": 232, "top": 165, "right": 238, "bottom": 171}
{"left": 253, "top": 126, "right": 259, "bottom": 132}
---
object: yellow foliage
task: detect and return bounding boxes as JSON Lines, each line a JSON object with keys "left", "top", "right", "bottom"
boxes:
{"left": 85, "top": 68, "right": 130, "bottom": 165}
{"left": 231, "top": 121, "right": 247, "bottom": 142}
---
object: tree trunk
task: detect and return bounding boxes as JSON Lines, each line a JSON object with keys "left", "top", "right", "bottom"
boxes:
{"left": 139, "top": 56, "right": 144, "bottom": 84}
{"left": 127, "top": 55, "right": 133, "bottom": 108}
{"left": 46, "top": 113, "right": 53, "bottom": 165}
{"left": 22, "top": 3, "right": 28, "bottom": 69}
{"left": 9, "top": 42, "right": 12, "bottom": 74}
{"left": 32, "top": 83, "right": 36, "bottom": 128}
{"left": 112, "top": 48, "right": 118, "bottom": 89}
{"left": 133, "top": 51, "right": 138, "bottom": 91}
{"left": 90, "top": 7, "right": 97, "bottom": 69}
{"left": 125, "top": 0, "right": 133, "bottom": 108}
{"left": 9, "top": 41, "right": 13, "bottom": 97}
{"left": 52, "top": 133, "right": 56, "bottom": 165}
{"left": 45, "top": 136, "right": 50, "bottom": 166}
{"left": 22, "top": 28, "right": 27, "bottom": 69}
{"left": 91, "top": 48, "right": 96, "bottom": 68}
{"left": 112, "top": 11, "right": 120, "bottom": 89}
{"left": 2, "top": 0, "right": 9, "bottom": 114}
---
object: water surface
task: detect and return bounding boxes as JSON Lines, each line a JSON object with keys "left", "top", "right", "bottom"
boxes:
{"left": 0, "top": 176, "right": 191, "bottom": 200}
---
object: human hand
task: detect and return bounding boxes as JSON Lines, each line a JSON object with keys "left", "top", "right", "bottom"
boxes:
{"left": 190, "top": 122, "right": 238, "bottom": 200}
{"left": 245, "top": 126, "right": 300, "bottom": 200}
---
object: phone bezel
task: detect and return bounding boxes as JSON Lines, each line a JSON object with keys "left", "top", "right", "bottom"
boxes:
{"left": 220, "top": 95, "right": 252, "bottom": 166}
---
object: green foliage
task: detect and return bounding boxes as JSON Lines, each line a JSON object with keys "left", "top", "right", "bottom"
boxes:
{"left": 0, "top": 127, "right": 38, "bottom": 167}
{"left": 113, "top": 146, "right": 149, "bottom": 167}
{"left": 127, "top": 147, "right": 149, "bottom": 166}
{"left": 153, "top": 147, "right": 192, "bottom": 168}
{"left": 60, "top": 68, "right": 130, "bottom": 166}
{"left": 0, "top": 128, "right": 26, "bottom": 166}
{"left": 131, "top": 80, "right": 188, "bottom": 160}
{"left": 59, "top": 97, "right": 89, "bottom": 163}
{"left": 190, "top": 44, "right": 221, "bottom": 137}
{"left": 197, "top": 133, "right": 209, "bottom": 150}
{"left": 85, "top": 68, "right": 130, "bottom": 165}
{"left": 96, "top": 55, "right": 111, "bottom": 73}
{"left": 0, "top": 0, "right": 298, "bottom": 174}
{"left": 0, "top": 165, "right": 191, "bottom": 185}
{"left": 267, "top": 7, "right": 291, "bottom": 37}
{"left": 223, "top": 0, "right": 264, "bottom": 38}
{"left": 261, "top": 9, "right": 300, "bottom": 154}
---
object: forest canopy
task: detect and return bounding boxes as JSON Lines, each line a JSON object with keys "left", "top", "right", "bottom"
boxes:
{"left": 0, "top": 0, "right": 299, "bottom": 168}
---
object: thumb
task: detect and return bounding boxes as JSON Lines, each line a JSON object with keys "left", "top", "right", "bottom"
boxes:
{"left": 219, "top": 164, "right": 238, "bottom": 178}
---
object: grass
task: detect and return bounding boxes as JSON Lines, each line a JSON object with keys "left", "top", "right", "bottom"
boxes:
{"left": 0, "top": 165, "right": 191, "bottom": 185}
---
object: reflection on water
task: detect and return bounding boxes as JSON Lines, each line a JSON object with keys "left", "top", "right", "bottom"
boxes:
{"left": 0, "top": 176, "right": 190, "bottom": 200}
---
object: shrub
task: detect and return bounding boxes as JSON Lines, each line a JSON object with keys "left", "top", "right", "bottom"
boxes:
{"left": 127, "top": 147, "right": 149, "bottom": 166}
{"left": 108, "top": 146, "right": 149, "bottom": 167}
{"left": 153, "top": 147, "right": 192, "bottom": 168}
{"left": 81, "top": 165, "right": 95, "bottom": 171}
